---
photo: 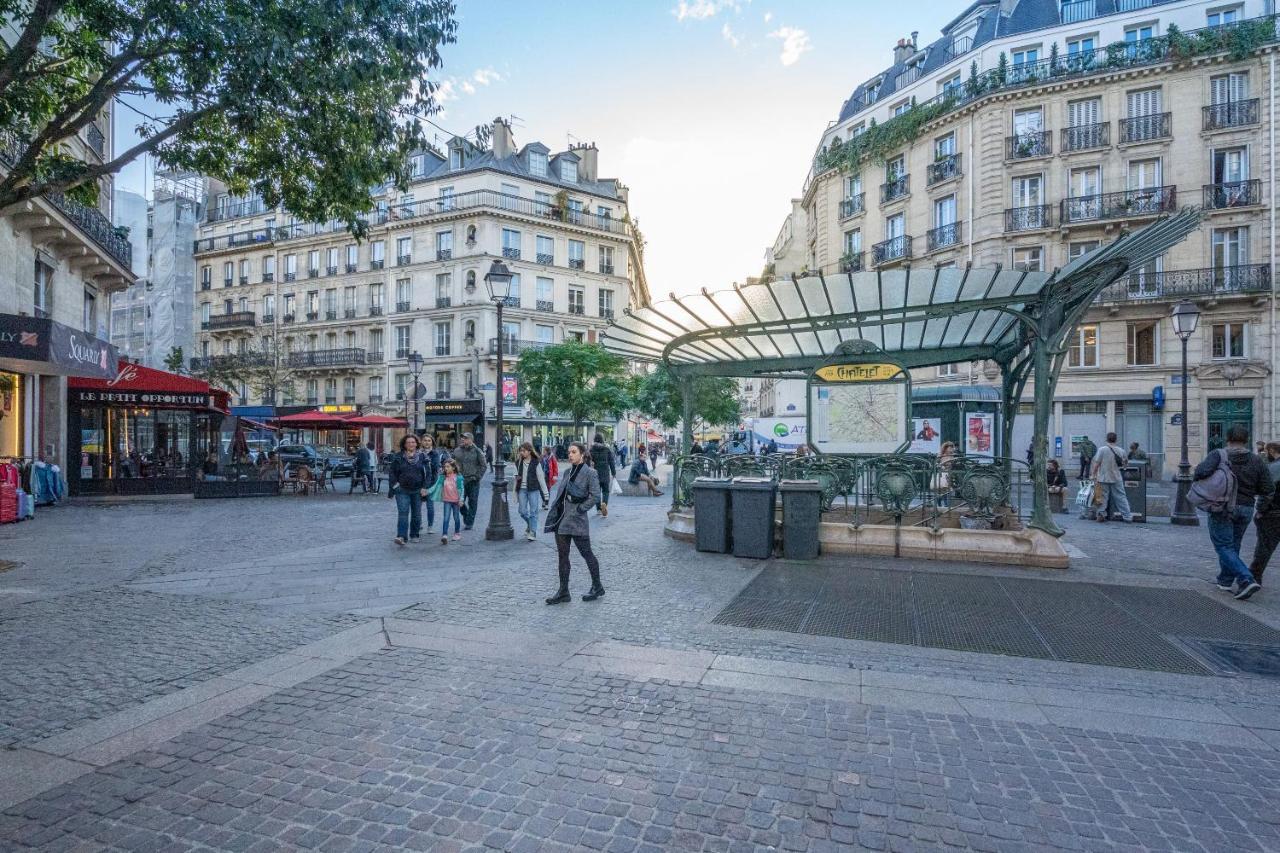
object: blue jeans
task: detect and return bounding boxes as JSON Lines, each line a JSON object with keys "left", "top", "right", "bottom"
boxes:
{"left": 395, "top": 490, "right": 422, "bottom": 540}
{"left": 1098, "top": 480, "right": 1132, "bottom": 521}
{"left": 1209, "top": 505, "right": 1257, "bottom": 587}
{"left": 441, "top": 502, "right": 462, "bottom": 535}
{"left": 517, "top": 488, "right": 541, "bottom": 535}
{"left": 423, "top": 497, "right": 435, "bottom": 530}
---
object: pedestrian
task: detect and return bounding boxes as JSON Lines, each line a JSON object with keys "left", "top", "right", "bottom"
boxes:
{"left": 427, "top": 459, "right": 465, "bottom": 544}
{"left": 1090, "top": 432, "right": 1132, "bottom": 522}
{"left": 1025, "top": 441, "right": 1034, "bottom": 467}
{"left": 532, "top": 434, "right": 543, "bottom": 456}
{"left": 1077, "top": 436, "right": 1096, "bottom": 481}
{"left": 418, "top": 434, "right": 442, "bottom": 533}
{"left": 554, "top": 436, "right": 569, "bottom": 462}
{"left": 589, "top": 433, "right": 617, "bottom": 517}
{"left": 387, "top": 434, "right": 430, "bottom": 546}
{"left": 795, "top": 444, "right": 809, "bottom": 458}
{"left": 483, "top": 441, "right": 493, "bottom": 472}
{"left": 451, "top": 432, "right": 486, "bottom": 530}
{"left": 618, "top": 440, "right": 628, "bottom": 467}
{"left": 1047, "top": 459, "right": 1068, "bottom": 512}
{"left": 1194, "top": 425, "right": 1272, "bottom": 600}
{"left": 353, "top": 440, "right": 377, "bottom": 494}
{"left": 691, "top": 440, "right": 704, "bottom": 455}
{"left": 514, "top": 441, "right": 550, "bottom": 541}
{"left": 544, "top": 441, "right": 604, "bottom": 605}
{"left": 1258, "top": 440, "right": 1268, "bottom": 455}
{"left": 1250, "top": 442, "right": 1280, "bottom": 585}
{"left": 628, "top": 445, "right": 663, "bottom": 496}
{"left": 541, "top": 445, "right": 559, "bottom": 487}
{"left": 1128, "top": 441, "right": 1149, "bottom": 464}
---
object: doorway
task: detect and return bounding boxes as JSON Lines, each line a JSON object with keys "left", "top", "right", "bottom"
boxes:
{"left": 1207, "top": 398, "right": 1252, "bottom": 451}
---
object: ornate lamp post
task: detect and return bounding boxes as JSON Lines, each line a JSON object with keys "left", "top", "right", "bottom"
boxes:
{"left": 1170, "top": 300, "right": 1200, "bottom": 526}
{"left": 407, "top": 350, "right": 424, "bottom": 436}
{"left": 484, "top": 260, "right": 515, "bottom": 541}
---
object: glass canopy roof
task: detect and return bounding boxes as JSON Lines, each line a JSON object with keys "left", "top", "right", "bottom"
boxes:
{"left": 603, "top": 210, "right": 1202, "bottom": 377}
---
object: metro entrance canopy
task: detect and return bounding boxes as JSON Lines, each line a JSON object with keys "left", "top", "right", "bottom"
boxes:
{"left": 602, "top": 210, "right": 1201, "bottom": 535}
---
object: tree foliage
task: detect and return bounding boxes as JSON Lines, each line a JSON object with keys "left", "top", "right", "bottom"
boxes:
{"left": 190, "top": 346, "right": 298, "bottom": 405}
{"left": 162, "top": 346, "right": 184, "bottom": 374}
{"left": 632, "top": 364, "right": 740, "bottom": 435}
{"left": 515, "top": 341, "right": 631, "bottom": 439}
{"left": 0, "top": 0, "right": 458, "bottom": 231}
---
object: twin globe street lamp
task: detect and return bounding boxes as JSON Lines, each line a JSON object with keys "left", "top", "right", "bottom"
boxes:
{"left": 406, "top": 349, "right": 424, "bottom": 435}
{"left": 483, "top": 260, "right": 515, "bottom": 541}
{"left": 1170, "top": 299, "right": 1201, "bottom": 526}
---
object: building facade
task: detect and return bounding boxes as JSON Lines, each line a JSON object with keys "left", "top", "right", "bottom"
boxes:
{"left": 191, "top": 118, "right": 648, "bottom": 449}
{"left": 797, "top": 0, "right": 1277, "bottom": 477}
{"left": 0, "top": 104, "right": 133, "bottom": 464}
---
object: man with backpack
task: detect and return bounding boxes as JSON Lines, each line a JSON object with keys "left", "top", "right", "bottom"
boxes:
{"left": 1192, "top": 425, "right": 1272, "bottom": 600}
{"left": 1089, "top": 433, "right": 1132, "bottom": 523}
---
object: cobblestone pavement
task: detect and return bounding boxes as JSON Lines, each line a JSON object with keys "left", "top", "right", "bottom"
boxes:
{"left": 3, "top": 479, "right": 1280, "bottom": 851}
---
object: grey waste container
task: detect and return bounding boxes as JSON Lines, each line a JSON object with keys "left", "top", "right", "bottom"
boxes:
{"left": 729, "top": 477, "right": 777, "bottom": 559}
{"left": 1121, "top": 464, "right": 1147, "bottom": 522}
{"left": 779, "top": 479, "right": 822, "bottom": 560}
{"left": 691, "top": 477, "right": 732, "bottom": 554}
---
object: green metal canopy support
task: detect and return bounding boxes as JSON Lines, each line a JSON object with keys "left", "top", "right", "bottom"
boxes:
{"left": 680, "top": 375, "right": 695, "bottom": 455}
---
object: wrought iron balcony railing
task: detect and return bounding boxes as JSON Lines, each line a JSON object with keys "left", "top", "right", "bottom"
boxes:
{"left": 488, "top": 338, "right": 553, "bottom": 355}
{"left": 1095, "top": 264, "right": 1270, "bottom": 304}
{"left": 434, "top": 346, "right": 450, "bottom": 356}
{"left": 436, "top": 249, "right": 451, "bottom": 261}
{"left": 370, "top": 259, "right": 384, "bottom": 269}
{"left": 1061, "top": 122, "right": 1110, "bottom": 152}
{"left": 569, "top": 258, "right": 585, "bottom": 270}
{"left": 1203, "top": 99, "right": 1259, "bottom": 130}
{"left": 1119, "top": 112, "right": 1171, "bottom": 143}
{"left": 397, "top": 254, "right": 411, "bottom": 265}
{"left": 1004, "top": 204, "right": 1051, "bottom": 232}
{"left": 1006, "top": 131, "right": 1051, "bottom": 159}
{"left": 287, "top": 347, "right": 368, "bottom": 369}
{"left": 536, "top": 252, "right": 554, "bottom": 264}
{"left": 1203, "top": 180, "right": 1261, "bottom": 210}
{"left": 926, "top": 154, "right": 961, "bottom": 186}
{"left": 926, "top": 222, "right": 962, "bottom": 252}
{"left": 536, "top": 299, "right": 554, "bottom": 312}
{"left": 880, "top": 175, "right": 909, "bottom": 203}
{"left": 600, "top": 262, "right": 614, "bottom": 275}
{"left": 1060, "top": 185, "right": 1176, "bottom": 224}
{"left": 345, "top": 263, "right": 357, "bottom": 273}
{"left": 395, "top": 301, "right": 411, "bottom": 312}
{"left": 502, "top": 247, "right": 521, "bottom": 260}
{"left": 872, "top": 235, "right": 912, "bottom": 265}
{"left": 367, "top": 351, "right": 384, "bottom": 364}
{"left": 839, "top": 194, "right": 865, "bottom": 218}
{"left": 207, "top": 311, "right": 256, "bottom": 331}
{"left": 568, "top": 304, "right": 585, "bottom": 315}
{"left": 325, "top": 265, "right": 337, "bottom": 276}
{"left": 436, "top": 296, "right": 451, "bottom": 308}
{"left": 369, "top": 305, "right": 384, "bottom": 316}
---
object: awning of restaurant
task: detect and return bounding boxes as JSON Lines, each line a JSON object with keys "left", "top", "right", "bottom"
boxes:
{"left": 69, "top": 360, "right": 229, "bottom": 410}
{"left": 271, "top": 409, "right": 356, "bottom": 429}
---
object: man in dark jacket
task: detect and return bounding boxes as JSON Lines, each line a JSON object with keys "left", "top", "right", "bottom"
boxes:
{"left": 588, "top": 434, "right": 617, "bottom": 517}
{"left": 1250, "top": 442, "right": 1280, "bottom": 585}
{"left": 1194, "top": 425, "right": 1272, "bottom": 600}
{"left": 452, "top": 432, "right": 487, "bottom": 530}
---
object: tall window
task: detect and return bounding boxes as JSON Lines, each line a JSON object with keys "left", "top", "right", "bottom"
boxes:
{"left": 438, "top": 186, "right": 455, "bottom": 211}
{"left": 885, "top": 213, "right": 905, "bottom": 240}
{"left": 82, "top": 289, "right": 96, "bottom": 332}
{"left": 308, "top": 250, "right": 320, "bottom": 274}
{"left": 324, "top": 378, "right": 337, "bottom": 404}
{"left": 223, "top": 261, "right": 233, "bottom": 284}
{"left": 395, "top": 373, "right": 409, "bottom": 400}
{"left": 568, "top": 287, "right": 584, "bottom": 315}
{"left": 536, "top": 276, "right": 553, "bottom": 308}
{"left": 885, "top": 155, "right": 905, "bottom": 180}
{"left": 1127, "top": 321, "right": 1158, "bottom": 366}
{"left": 371, "top": 241, "right": 385, "bottom": 267}
{"left": 500, "top": 182, "right": 518, "bottom": 210}
{"left": 560, "top": 159, "right": 578, "bottom": 183}
{"left": 369, "top": 283, "right": 384, "bottom": 312}
{"left": 1012, "top": 247, "right": 1042, "bottom": 272}
{"left": 435, "top": 371, "right": 451, "bottom": 398}
{"left": 536, "top": 235, "right": 554, "bottom": 263}
{"left": 1211, "top": 72, "right": 1249, "bottom": 105}
{"left": 343, "top": 286, "right": 356, "bottom": 314}
{"left": 326, "top": 247, "right": 339, "bottom": 272}
{"left": 1207, "top": 6, "right": 1242, "bottom": 27}
{"left": 598, "top": 289, "right": 614, "bottom": 318}
{"left": 1124, "top": 23, "right": 1155, "bottom": 56}
{"left": 934, "top": 195, "right": 956, "bottom": 227}
{"left": 568, "top": 239, "right": 585, "bottom": 268}
{"left": 264, "top": 294, "right": 275, "bottom": 318}
{"left": 201, "top": 265, "right": 211, "bottom": 288}
{"left": 502, "top": 228, "right": 521, "bottom": 258}
{"left": 306, "top": 379, "right": 318, "bottom": 404}
{"left": 434, "top": 322, "right": 451, "bottom": 356}
{"left": 343, "top": 377, "right": 356, "bottom": 403}
{"left": 34, "top": 260, "right": 51, "bottom": 314}
{"left": 535, "top": 324, "right": 554, "bottom": 344}
{"left": 843, "top": 230, "right": 861, "bottom": 257}
{"left": 397, "top": 236, "right": 412, "bottom": 262}
{"left": 394, "top": 325, "right": 411, "bottom": 357}
{"left": 599, "top": 246, "right": 614, "bottom": 273}
{"left": 529, "top": 150, "right": 548, "bottom": 177}
{"left": 1212, "top": 323, "right": 1247, "bottom": 359}
{"left": 369, "top": 376, "right": 384, "bottom": 401}
{"left": 262, "top": 255, "right": 275, "bottom": 280}
{"left": 1067, "top": 325, "right": 1099, "bottom": 368}
{"left": 1012, "top": 175, "right": 1042, "bottom": 208}
{"left": 436, "top": 273, "right": 451, "bottom": 304}
{"left": 345, "top": 244, "right": 358, "bottom": 269}
{"left": 934, "top": 133, "right": 955, "bottom": 158}
{"left": 395, "top": 278, "right": 411, "bottom": 309}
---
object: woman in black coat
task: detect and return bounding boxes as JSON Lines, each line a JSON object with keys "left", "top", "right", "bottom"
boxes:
{"left": 544, "top": 442, "right": 603, "bottom": 605}
{"left": 387, "top": 434, "right": 430, "bottom": 546}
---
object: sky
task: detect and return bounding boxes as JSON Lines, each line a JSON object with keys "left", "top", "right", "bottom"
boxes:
{"left": 116, "top": 0, "right": 958, "bottom": 296}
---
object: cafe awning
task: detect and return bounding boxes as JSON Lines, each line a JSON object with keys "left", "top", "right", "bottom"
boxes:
{"left": 271, "top": 409, "right": 355, "bottom": 428}
{"left": 69, "top": 360, "right": 229, "bottom": 410}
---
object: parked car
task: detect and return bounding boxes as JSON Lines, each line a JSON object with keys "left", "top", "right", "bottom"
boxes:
{"left": 275, "top": 444, "right": 354, "bottom": 477}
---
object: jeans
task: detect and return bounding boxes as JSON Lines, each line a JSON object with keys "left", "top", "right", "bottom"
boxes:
{"left": 597, "top": 475, "right": 610, "bottom": 508}
{"left": 1208, "top": 505, "right": 1257, "bottom": 587}
{"left": 423, "top": 497, "right": 435, "bottom": 530}
{"left": 441, "top": 502, "right": 462, "bottom": 535}
{"left": 555, "top": 533, "right": 602, "bottom": 591}
{"left": 517, "top": 488, "right": 541, "bottom": 535}
{"left": 1251, "top": 513, "right": 1280, "bottom": 582}
{"left": 1079, "top": 457, "right": 1092, "bottom": 480}
{"left": 394, "top": 490, "right": 422, "bottom": 540}
{"left": 462, "top": 478, "right": 481, "bottom": 528}
{"left": 1098, "top": 480, "right": 1132, "bottom": 521}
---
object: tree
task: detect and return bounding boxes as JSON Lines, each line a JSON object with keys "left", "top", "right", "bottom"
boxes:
{"left": 632, "top": 364, "right": 740, "bottom": 437}
{"left": 0, "top": 0, "right": 458, "bottom": 233}
{"left": 516, "top": 342, "right": 631, "bottom": 440}
{"left": 189, "top": 344, "right": 297, "bottom": 405}
{"left": 162, "top": 346, "right": 184, "bottom": 374}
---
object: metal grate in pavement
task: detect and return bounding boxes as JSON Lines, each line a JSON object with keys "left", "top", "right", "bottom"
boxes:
{"left": 714, "top": 565, "right": 1280, "bottom": 675}
{"left": 1193, "top": 641, "right": 1280, "bottom": 679}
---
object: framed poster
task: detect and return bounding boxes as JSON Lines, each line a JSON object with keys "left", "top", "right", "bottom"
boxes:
{"left": 909, "top": 417, "right": 942, "bottom": 454}
{"left": 807, "top": 345, "right": 911, "bottom": 455}
{"left": 966, "top": 413, "right": 994, "bottom": 457}
{"left": 501, "top": 374, "right": 520, "bottom": 406}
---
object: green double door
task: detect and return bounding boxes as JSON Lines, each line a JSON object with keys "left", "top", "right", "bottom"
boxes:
{"left": 1206, "top": 398, "right": 1253, "bottom": 451}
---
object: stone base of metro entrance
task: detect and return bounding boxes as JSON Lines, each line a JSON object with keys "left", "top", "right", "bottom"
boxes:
{"left": 665, "top": 508, "right": 1069, "bottom": 569}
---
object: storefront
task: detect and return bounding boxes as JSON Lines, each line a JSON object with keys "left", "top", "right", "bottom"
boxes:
{"left": 416, "top": 398, "right": 485, "bottom": 450}
{"left": 67, "top": 362, "right": 228, "bottom": 495}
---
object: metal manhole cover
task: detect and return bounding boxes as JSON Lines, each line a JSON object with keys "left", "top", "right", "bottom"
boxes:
{"left": 1192, "top": 641, "right": 1280, "bottom": 679}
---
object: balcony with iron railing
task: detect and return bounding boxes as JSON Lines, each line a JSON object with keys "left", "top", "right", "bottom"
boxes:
{"left": 189, "top": 353, "right": 270, "bottom": 371}
{"left": 436, "top": 249, "right": 451, "bottom": 261}
{"left": 1004, "top": 204, "right": 1052, "bottom": 232}
{"left": 600, "top": 262, "right": 614, "bottom": 275}
{"left": 371, "top": 259, "right": 385, "bottom": 269}
{"left": 500, "top": 295, "right": 520, "bottom": 308}
{"left": 367, "top": 351, "right": 384, "bottom": 364}
{"left": 1060, "top": 185, "right": 1176, "bottom": 224}
{"left": 263, "top": 314, "right": 275, "bottom": 324}
{"left": 397, "top": 254, "right": 412, "bottom": 265}
{"left": 325, "top": 265, "right": 337, "bottom": 276}
{"left": 568, "top": 303, "right": 585, "bottom": 315}
{"left": 344, "top": 308, "right": 356, "bottom": 319}
{"left": 207, "top": 311, "right": 256, "bottom": 331}
{"left": 395, "top": 347, "right": 410, "bottom": 359}
{"left": 1203, "top": 99, "right": 1259, "bottom": 130}
{"left": 926, "top": 154, "right": 962, "bottom": 186}
{"left": 1006, "top": 131, "right": 1051, "bottom": 160}
{"left": 287, "top": 348, "right": 369, "bottom": 369}
{"left": 1119, "top": 112, "right": 1171, "bottom": 144}
{"left": 569, "top": 258, "right": 585, "bottom": 270}
{"left": 434, "top": 346, "right": 450, "bottom": 357}
{"left": 306, "top": 311, "right": 319, "bottom": 321}
{"left": 1095, "top": 264, "right": 1270, "bottom": 304}
{"left": 345, "top": 263, "right": 357, "bottom": 273}
{"left": 308, "top": 267, "right": 319, "bottom": 277}
{"left": 395, "top": 300, "right": 411, "bottom": 312}
{"left": 839, "top": 193, "right": 865, "bottom": 219}
{"left": 436, "top": 296, "right": 452, "bottom": 308}
{"left": 536, "top": 252, "right": 554, "bottom": 265}
{"left": 1203, "top": 180, "right": 1261, "bottom": 210}
{"left": 880, "top": 175, "right": 909, "bottom": 203}
{"left": 262, "top": 272, "right": 274, "bottom": 282}
{"left": 872, "top": 235, "right": 912, "bottom": 266}
{"left": 502, "top": 247, "right": 521, "bottom": 260}
{"left": 488, "top": 338, "right": 553, "bottom": 356}
{"left": 601, "top": 308, "right": 615, "bottom": 321}
{"left": 282, "top": 313, "right": 296, "bottom": 324}
{"left": 206, "top": 198, "right": 271, "bottom": 223}
{"left": 324, "top": 309, "right": 337, "bottom": 320}
{"left": 369, "top": 305, "right": 384, "bottom": 316}
{"left": 926, "top": 221, "right": 962, "bottom": 253}
{"left": 1062, "top": 122, "right": 1110, "bottom": 152}
{"left": 536, "top": 299, "right": 554, "bottom": 312}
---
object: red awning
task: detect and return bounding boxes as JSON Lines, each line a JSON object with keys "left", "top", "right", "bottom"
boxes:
{"left": 344, "top": 414, "right": 408, "bottom": 427}
{"left": 69, "top": 361, "right": 213, "bottom": 394}
{"left": 236, "top": 416, "right": 279, "bottom": 432}
{"left": 271, "top": 409, "right": 354, "bottom": 428}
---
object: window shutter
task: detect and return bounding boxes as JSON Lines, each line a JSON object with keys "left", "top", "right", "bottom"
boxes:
{"left": 1127, "top": 89, "right": 1160, "bottom": 117}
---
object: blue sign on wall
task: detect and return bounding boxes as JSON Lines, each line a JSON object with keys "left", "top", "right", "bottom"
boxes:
{"left": 1152, "top": 386, "right": 1165, "bottom": 411}
{"left": 1054, "top": 436, "right": 1063, "bottom": 457}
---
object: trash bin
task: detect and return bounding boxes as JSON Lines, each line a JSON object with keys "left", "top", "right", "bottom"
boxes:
{"left": 691, "top": 477, "right": 732, "bottom": 554}
{"left": 779, "top": 480, "right": 822, "bottom": 560}
{"left": 729, "top": 477, "right": 777, "bottom": 559}
{"left": 1122, "top": 464, "right": 1147, "bottom": 522}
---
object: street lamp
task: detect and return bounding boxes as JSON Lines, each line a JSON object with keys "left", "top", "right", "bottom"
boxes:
{"left": 1170, "top": 300, "right": 1200, "bottom": 526}
{"left": 483, "top": 259, "right": 515, "bottom": 541}
{"left": 407, "top": 350, "right": 424, "bottom": 436}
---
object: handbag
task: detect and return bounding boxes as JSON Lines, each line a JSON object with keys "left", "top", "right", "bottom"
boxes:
{"left": 1091, "top": 480, "right": 1105, "bottom": 507}
{"left": 1074, "top": 480, "right": 1093, "bottom": 510}
{"left": 610, "top": 478, "right": 622, "bottom": 496}
{"left": 565, "top": 467, "right": 589, "bottom": 504}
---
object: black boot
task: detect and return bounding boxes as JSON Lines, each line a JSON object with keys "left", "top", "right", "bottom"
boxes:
{"left": 545, "top": 587, "right": 571, "bottom": 605}
{"left": 582, "top": 562, "right": 604, "bottom": 601}
{"left": 581, "top": 584, "right": 605, "bottom": 602}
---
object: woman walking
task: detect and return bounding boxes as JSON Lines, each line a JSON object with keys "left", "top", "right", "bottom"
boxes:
{"left": 588, "top": 434, "right": 617, "bottom": 517}
{"left": 387, "top": 434, "right": 430, "bottom": 546}
{"left": 514, "top": 442, "right": 549, "bottom": 541}
{"left": 544, "top": 442, "right": 604, "bottom": 604}
{"left": 418, "top": 434, "right": 442, "bottom": 533}
{"left": 428, "top": 459, "right": 465, "bottom": 543}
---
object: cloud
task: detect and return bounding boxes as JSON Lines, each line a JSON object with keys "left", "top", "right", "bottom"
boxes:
{"left": 472, "top": 68, "right": 501, "bottom": 86}
{"left": 763, "top": 11, "right": 772, "bottom": 22}
{"left": 721, "top": 23, "right": 740, "bottom": 47}
{"left": 673, "top": 0, "right": 743, "bottom": 22}
{"left": 768, "top": 26, "right": 811, "bottom": 66}
{"left": 430, "top": 67, "right": 502, "bottom": 108}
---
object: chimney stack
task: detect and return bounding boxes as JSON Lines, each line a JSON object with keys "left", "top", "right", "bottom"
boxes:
{"left": 892, "top": 36, "right": 917, "bottom": 64}
{"left": 491, "top": 117, "right": 516, "bottom": 159}
{"left": 569, "top": 142, "right": 598, "bottom": 182}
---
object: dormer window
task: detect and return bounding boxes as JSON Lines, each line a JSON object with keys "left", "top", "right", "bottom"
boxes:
{"left": 560, "top": 159, "right": 578, "bottom": 183}
{"left": 410, "top": 154, "right": 426, "bottom": 178}
{"left": 450, "top": 148, "right": 463, "bottom": 170}
{"left": 529, "top": 151, "right": 548, "bottom": 177}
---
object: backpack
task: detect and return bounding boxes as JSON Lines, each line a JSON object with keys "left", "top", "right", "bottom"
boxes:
{"left": 1187, "top": 449, "right": 1237, "bottom": 514}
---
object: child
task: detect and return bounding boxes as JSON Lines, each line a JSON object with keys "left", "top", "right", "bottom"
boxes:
{"left": 429, "top": 459, "right": 466, "bottom": 544}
